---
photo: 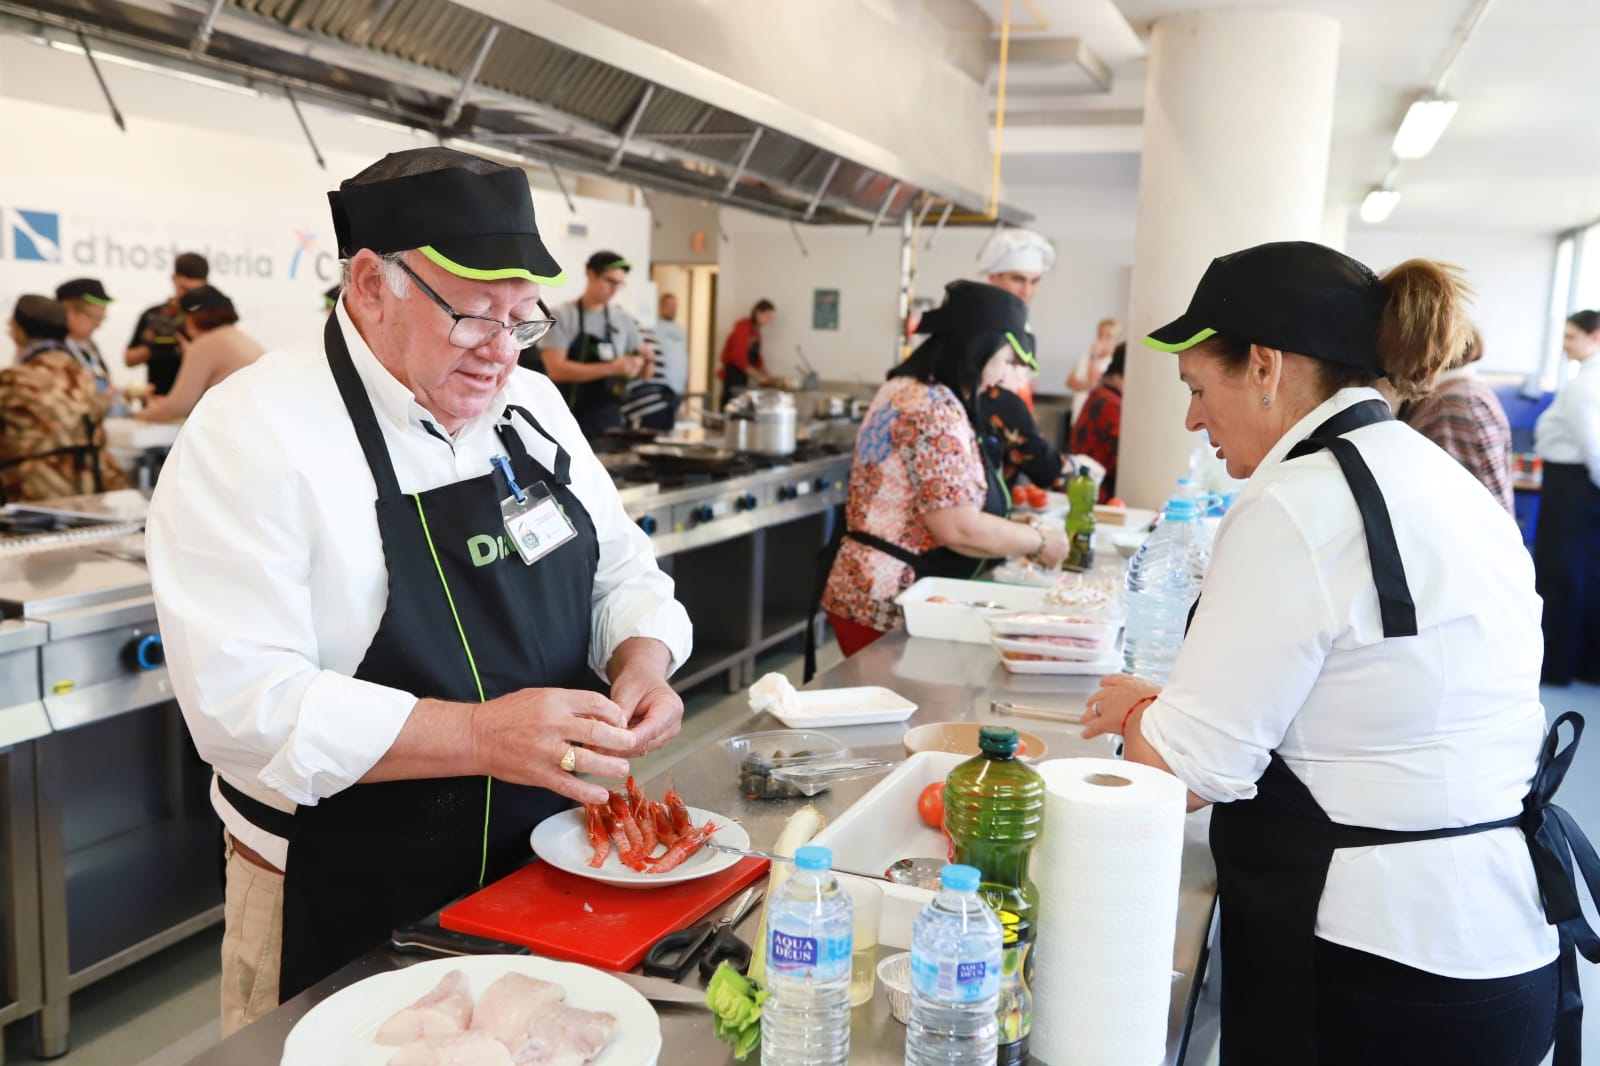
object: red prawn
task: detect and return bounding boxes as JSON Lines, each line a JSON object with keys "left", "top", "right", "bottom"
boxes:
{"left": 604, "top": 794, "right": 649, "bottom": 872}
{"left": 626, "top": 776, "right": 658, "bottom": 853}
{"left": 585, "top": 803, "right": 611, "bottom": 868}
{"left": 664, "top": 786, "right": 694, "bottom": 837}
{"left": 644, "top": 820, "right": 717, "bottom": 873}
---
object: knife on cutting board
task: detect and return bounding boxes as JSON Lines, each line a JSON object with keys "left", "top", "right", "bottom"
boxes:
{"left": 391, "top": 923, "right": 709, "bottom": 1008}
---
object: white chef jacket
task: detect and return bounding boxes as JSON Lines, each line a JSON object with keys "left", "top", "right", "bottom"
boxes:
{"left": 1534, "top": 352, "right": 1600, "bottom": 488}
{"left": 147, "top": 303, "right": 693, "bottom": 870}
{"left": 1142, "top": 387, "right": 1559, "bottom": 979}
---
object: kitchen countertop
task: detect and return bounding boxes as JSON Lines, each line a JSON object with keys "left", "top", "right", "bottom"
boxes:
{"left": 188, "top": 630, "right": 1217, "bottom": 1066}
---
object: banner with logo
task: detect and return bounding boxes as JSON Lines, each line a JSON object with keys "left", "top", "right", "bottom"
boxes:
{"left": 0, "top": 91, "right": 650, "bottom": 388}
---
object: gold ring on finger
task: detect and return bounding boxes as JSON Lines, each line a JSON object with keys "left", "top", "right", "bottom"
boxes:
{"left": 560, "top": 745, "right": 578, "bottom": 773}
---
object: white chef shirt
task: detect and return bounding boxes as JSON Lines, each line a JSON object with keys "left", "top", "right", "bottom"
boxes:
{"left": 1141, "top": 387, "right": 1559, "bottom": 979}
{"left": 1534, "top": 352, "right": 1600, "bottom": 488}
{"left": 147, "top": 303, "right": 692, "bottom": 870}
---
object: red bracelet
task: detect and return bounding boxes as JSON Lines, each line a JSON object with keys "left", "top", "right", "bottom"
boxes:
{"left": 1121, "top": 695, "right": 1157, "bottom": 736}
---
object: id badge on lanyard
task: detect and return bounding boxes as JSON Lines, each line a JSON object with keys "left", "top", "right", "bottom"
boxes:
{"left": 489, "top": 455, "right": 577, "bottom": 565}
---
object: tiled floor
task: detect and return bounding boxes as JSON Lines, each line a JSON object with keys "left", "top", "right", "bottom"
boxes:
{"left": 6, "top": 669, "right": 1598, "bottom": 1066}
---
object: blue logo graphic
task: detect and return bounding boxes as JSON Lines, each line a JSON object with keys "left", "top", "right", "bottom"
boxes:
{"left": 12, "top": 209, "right": 61, "bottom": 262}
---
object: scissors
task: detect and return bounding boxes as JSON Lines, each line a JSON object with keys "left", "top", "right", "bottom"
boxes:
{"left": 641, "top": 885, "right": 764, "bottom": 983}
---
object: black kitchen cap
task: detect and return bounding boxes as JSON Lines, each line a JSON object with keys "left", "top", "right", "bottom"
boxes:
{"left": 55, "top": 278, "right": 112, "bottom": 305}
{"left": 329, "top": 147, "right": 565, "bottom": 286}
{"left": 1146, "top": 241, "right": 1387, "bottom": 374}
{"left": 917, "top": 280, "right": 1036, "bottom": 369}
{"left": 178, "top": 285, "right": 234, "bottom": 315}
{"left": 585, "top": 250, "right": 632, "bottom": 274}
{"left": 12, "top": 295, "right": 68, "bottom": 341}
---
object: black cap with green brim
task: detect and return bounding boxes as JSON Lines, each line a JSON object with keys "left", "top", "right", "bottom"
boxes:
{"left": 55, "top": 278, "right": 113, "bottom": 306}
{"left": 323, "top": 285, "right": 340, "bottom": 310}
{"left": 585, "top": 250, "right": 632, "bottom": 274}
{"left": 328, "top": 147, "right": 565, "bottom": 287}
{"left": 1145, "top": 241, "right": 1387, "bottom": 374}
{"left": 919, "top": 281, "right": 1037, "bottom": 370}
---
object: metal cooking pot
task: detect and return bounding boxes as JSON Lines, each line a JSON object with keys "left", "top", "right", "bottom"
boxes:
{"left": 724, "top": 390, "right": 797, "bottom": 456}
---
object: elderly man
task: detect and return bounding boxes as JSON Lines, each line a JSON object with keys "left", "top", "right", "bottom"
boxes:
{"left": 147, "top": 148, "right": 691, "bottom": 1032}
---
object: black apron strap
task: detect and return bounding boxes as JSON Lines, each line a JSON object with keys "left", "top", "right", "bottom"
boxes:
{"left": 502, "top": 404, "right": 572, "bottom": 485}
{"left": 1285, "top": 399, "right": 1417, "bottom": 638}
{"left": 323, "top": 313, "right": 403, "bottom": 499}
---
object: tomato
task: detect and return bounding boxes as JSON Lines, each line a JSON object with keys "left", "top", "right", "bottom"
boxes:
{"left": 1105, "top": 496, "right": 1127, "bottom": 508}
{"left": 1026, "top": 486, "right": 1049, "bottom": 508}
{"left": 917, "top": 781, "right": 945, "bottom": 828}
{"left": 1011, "top": 485, "right": 1027, "bottom": 506}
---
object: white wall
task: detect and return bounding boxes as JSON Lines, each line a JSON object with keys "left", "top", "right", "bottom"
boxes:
{"left": 716, "top": 182, "right": 1139, "bottom": 393}
{"left": 0, "top": 38, "right": 651, "bottom": 389}
{"left": 1345, "top": 230, "right": 1558, "bottom": 378}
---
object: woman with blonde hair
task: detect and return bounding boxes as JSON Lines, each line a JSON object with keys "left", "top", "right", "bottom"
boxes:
{"left": 1082, "top": 242, "right": 1590, "bottom": 1066}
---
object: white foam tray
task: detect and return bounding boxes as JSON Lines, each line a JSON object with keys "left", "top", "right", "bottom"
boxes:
{"left": 768, "top": 686, "right": 918, "bottom": 729}
{"left": 896, "top": 578, "right": 1048, "bottom": 645}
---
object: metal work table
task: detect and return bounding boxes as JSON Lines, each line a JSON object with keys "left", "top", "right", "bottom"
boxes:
{"left": 193, "top": 629, "right": 1217, "bottom": 1066}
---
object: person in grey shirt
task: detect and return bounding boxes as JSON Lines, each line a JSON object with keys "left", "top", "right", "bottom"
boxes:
{"left": 651, "top": 292, "right": 690, "bottom": 396}
{"left": 533, "top": 250, "right": 653, "bottom": 437}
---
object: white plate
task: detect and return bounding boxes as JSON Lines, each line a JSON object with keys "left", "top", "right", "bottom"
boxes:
{"left": 992, "top": 635, "right": 1111, "bottom": 662}
{"left": 280, "top": 954, "right": 661, "bottom": 1066}
{"left": 530, "top": 805, "right": 750, "bottom": 889}
{"left": 985, "top": 611, "right": 1121, "bottom": 642}
{"left": 768, "top": 686, "right": 918, "bottom": 728}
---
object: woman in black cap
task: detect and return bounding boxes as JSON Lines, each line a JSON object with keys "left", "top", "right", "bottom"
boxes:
{"left": 819, "top": 281, "right": 1070, "bottom": 656}
{"left": 137, "top": 286, "right": 264, "bottom": 423}
{"left": 3, "top": 295, "right": 126, "bottom": 501}
{"left": 1079, "top": 242, "right": 1592, "bottom": 1066}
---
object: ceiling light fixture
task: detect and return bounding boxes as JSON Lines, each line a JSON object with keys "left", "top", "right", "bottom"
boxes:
{"left": 1359, "top": 186, "right": 1401, "bottom": 224}
{"left": 1392, "top": 95, "right": 1458, "bottom": 160}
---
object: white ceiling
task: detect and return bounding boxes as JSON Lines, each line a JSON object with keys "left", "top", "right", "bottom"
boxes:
{"left": 969, "top": 0, "right": 1600, "bottom": 235}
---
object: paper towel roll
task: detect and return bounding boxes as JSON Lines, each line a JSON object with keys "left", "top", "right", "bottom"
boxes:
{"left": 1029, "top": 757, "right": 1187, "bottom": 1066}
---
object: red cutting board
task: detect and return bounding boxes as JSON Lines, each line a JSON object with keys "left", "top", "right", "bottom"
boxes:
{"left": 440, "top": 857, "right": 769, "bottom": 972}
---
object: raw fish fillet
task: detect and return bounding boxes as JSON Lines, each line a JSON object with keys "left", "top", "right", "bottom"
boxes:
{"left": 504, "top": 1002, "right": 618, "bottom": 1066}
{"left": 468, "top": 972, "right": 568, "bottom": 1047}
{"left": 388, "top": 1031, "right": 515, "bottom": 1066}
{"left": 376, "top": 969, "right": 475, "bottom": 1046}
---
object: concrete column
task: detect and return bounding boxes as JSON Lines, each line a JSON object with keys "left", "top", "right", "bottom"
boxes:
{"left": 1119, "top": 11, "right": 1340, "bottom": 507}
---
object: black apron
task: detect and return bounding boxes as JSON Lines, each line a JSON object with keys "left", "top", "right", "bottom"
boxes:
{"left": 224, "top": 314, "right": 600, "bottom": 1001}
{"left": 1533, "top": 462, "right": 1600, "bottom": 685}
{"left": 1204, "top": 400, "right": 1600, "bottom": 1065}
{"left": 561, "top": 303, "right": 626, "bottom": 439}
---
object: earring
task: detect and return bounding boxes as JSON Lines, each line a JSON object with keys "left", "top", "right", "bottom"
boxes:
{"left": 1261, "top": 396, "right": 1272, "bottom": 407}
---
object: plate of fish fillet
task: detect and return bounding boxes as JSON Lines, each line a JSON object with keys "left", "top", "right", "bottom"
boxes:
{"left": 531, "top": 797, "right": 750, "bottom": 889}
{"left": 280, "top": 955, "right": 661, "bottom": 1066}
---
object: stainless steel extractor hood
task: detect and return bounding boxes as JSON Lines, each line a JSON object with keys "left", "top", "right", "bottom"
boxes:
{"left": 0, "top": 0, "right": 1029, "bottom": 227}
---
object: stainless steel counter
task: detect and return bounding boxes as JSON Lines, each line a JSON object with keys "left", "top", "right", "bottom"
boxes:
{"left": 192, "top": 629, "right": 1216, "bottom": 1066}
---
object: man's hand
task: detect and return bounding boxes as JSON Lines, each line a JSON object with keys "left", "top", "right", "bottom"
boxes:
{"left": 605, "top": 638, "right": 683, "bottom": 757}
{"left": 612, "top": 354, "right": 646, "bottom": 379}
{"left": 470, "top": 688, "right": 634, "bottom": 805}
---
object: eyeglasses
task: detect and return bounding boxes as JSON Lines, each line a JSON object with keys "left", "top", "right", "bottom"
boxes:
{"left": 395, "top": 259, "right": 555, "bottom": 349}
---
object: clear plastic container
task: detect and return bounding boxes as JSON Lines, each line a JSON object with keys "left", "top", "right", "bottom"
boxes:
{"left": 723, "top": 730, "right": 846, "bottom": 799}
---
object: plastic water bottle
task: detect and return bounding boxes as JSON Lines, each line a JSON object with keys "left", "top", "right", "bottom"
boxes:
{"left": 762, "top": 846, "right": 854, "bottom": 1066}
{"left": 905, "top": 865, "right": 1003, "bottom": 1066}
{"left": 1123, "top": 495, "right": 1210, "bottom": 683}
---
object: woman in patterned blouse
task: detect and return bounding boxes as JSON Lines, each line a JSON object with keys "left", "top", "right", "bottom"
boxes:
{"left": 1402, "top": 326, "right": 1513, "bottom": 512}
{"left": 821, "top": 281, "right": 1071, "bottom": 655}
